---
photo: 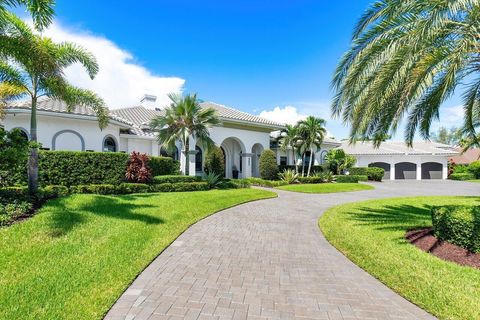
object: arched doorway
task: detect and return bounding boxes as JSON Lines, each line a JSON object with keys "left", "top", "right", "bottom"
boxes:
{"left": 395, "top": 162, "right": 416, "bottom": 179}
{"left": 369, "top": 162, "right": 391, "bottom": 180}
{"left": 421, "top": 162, "right": 442, "bottom": 179}
{"left": 103, "top": 135, "right": 117, "bottom": 152}
{"left": 251, "top": 143, "right": 264, "bottom": 177}
{"left": 221, "top": 137, "right": 246, "bottom": 178}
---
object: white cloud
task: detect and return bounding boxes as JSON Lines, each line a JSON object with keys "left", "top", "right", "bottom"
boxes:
{"left": 259, "top": 106, "right": 307, "bottom": 125}
{"left": 42, "top": 22, "right": 185, "bottom": 109}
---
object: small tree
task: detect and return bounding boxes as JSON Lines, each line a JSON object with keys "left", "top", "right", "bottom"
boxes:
{"left": 204, "top": 146, "right": 225, "bottom": 177}
{"left": 325, "top": 149, "right": 356, "bottom": 175}
{"left": 259, "top": 149, "right": 279, "bottom": 180}
{"left": 0, "top": 128, "right": 29, "bottom": 186}
{"left": 125, "top": 152, "right": 152, "bottom": 183}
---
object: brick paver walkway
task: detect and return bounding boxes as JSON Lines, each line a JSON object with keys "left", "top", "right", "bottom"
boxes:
{"left": 105, "top": 181, "right": 479, "bottom": 320}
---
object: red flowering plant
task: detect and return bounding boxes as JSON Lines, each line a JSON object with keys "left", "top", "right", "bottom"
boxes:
{"left": 125, "top": 152, "right": 152, "bottom": 183}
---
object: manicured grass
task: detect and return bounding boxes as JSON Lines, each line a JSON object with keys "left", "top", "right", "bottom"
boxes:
{"left": 320, "top": 196, "right": 480, "bottom": 320}
{"left": 0, "top": 189, "right": 276, "bottom": 320}
{"left": 467, "top": 179, "right": 480, "bottom": 183}
{"left": 276, "top": 182, "right": 374, "bottom": 193}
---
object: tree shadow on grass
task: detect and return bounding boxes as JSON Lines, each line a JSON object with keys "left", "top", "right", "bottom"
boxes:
{"left": 48, "top": 194, "right": 164, "bottom": 237}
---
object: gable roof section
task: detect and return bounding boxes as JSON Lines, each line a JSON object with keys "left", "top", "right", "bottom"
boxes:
{"left": 449, "top": 148, "right": 480, "bottom": 164}
{"left": 341, "top": 141, "right": 458, "bottom": 156}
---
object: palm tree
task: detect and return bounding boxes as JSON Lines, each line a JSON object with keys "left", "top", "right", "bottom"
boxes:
{"left": 279, "top": 124, "right": 300, "bottom": 173}
{"left": 0, "top": 14, "right": 107, "bottom": 194}
{"left": 297, "top": 116, "right": 327, "bottom": 177}
{"left": 332, "top": 0, "right": 480, "bottom": 147}
{"left": 0, "top": 0, "right": 54, "bottom": 31}
{"left": 150, "top": 93, "right": 220, "bottom": 175}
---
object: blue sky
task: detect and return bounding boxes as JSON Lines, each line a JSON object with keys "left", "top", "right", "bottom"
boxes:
{"left": 17, "top": 0, "right": 463, "bottom": 139}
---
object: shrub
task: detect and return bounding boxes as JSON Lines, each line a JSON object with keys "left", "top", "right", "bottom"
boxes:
{"left": 315, "top": 171, "right": 335, "bottom": 183}
{"left": 353, "top": 175, "right": 368, "bottom": 182}
{"left": 349, "top": 167, "right": 384, "bottom": 181}
{"left": 0, "top": 128, "right": 30, "bottom": 187}
{"left": 335, "top": 175, "right": 359, "bottom": 183}
{"left": 149, "top": 156, "right": 179, "bottom": 176}
{"left": 467, "top": 160, "right": 480, "bottom": 178}
{"left": 259, "top": 150, "right": 279, "bottom": 180}
{"left": 204, "top": 146, "right": 225, "bottom": 176}
{"left": 431, "top": 206, "right": 480, "bottom": 253}
{"left": 325, "top": 149, "right": 356, "bottom": 175}
{"left": 125, "top": 152, "right": 152, "bottom": 183}
{"left": 244, "top": 177, "right": 287, "bottom": 188}
{"left": 153, "top": 175, "right": 202, "bottom": 184}
{"left": 449, "top": 172, "right": 475, "bottom": 180}
{"left": 0, "top": 201, "right": 32, "bottom": 226}
{"left": 41, "top": 185, "right": 69, "bottom": 199}
{"left": 204, "top": 172, "right": 223, "bottom": 189}
{"left": 118, "top": 183, "right": 151, "bottom": 194}
{"left": 150, "top": 182, "right": 209, "bottom": 192}
{"left": 452, "top": 164, "right": 469, "bottom": 174}
{"left": 278, "top": 169, "right": 298, "bottom": 184}
{"left": 278, "top": 164, "right": 328, "bottom": 175}
{"left": 70, "top": 184, "right": 119, "bottom": 195}
{"left": 297, "top": 176, "right": 324, "bottom": 184}
{"left": 0, "top": 186, "right": 30, "bottom": 204}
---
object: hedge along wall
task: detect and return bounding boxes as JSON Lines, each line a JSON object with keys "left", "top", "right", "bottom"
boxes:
{"left": 13, "top": 151, "right": 179, "bottom": 187}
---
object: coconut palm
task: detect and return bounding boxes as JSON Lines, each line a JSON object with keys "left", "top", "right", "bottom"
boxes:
{"left": 0, "top": 13, "right": 107, "bottom": 194}
{"left": 0, "top": 0, "right": 54, "bottom": 31}
{"left": 332, "top": 0, "right": 480, "bottom": 147}
{"left": 279, "top": 124, "right": 300, "bottom": 173}
{"left": 297, "top": 116, "right": 327, "bottom": 177}
{"left": 150, "top": 93, "right": 220, "bottom": 175}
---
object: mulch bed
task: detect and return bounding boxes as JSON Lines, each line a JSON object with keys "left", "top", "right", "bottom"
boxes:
{"left": 406, "top": 228, "right": 480, "bottom": 269}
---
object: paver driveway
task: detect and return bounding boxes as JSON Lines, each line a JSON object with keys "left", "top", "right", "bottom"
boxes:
{"left": 105, "top": 181, "right": 479, "bottom": 320}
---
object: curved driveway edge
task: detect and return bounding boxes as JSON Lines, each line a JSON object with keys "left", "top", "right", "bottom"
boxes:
{"left": 105, "top": 181, "right": 479, "bottom": 320}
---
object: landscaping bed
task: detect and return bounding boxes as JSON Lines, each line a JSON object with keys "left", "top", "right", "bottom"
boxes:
{"left": 320, "top": 196, "right": 480, "bottom": 320}
{"left": 276, "top": 182, "right": 373, "bottom": 193}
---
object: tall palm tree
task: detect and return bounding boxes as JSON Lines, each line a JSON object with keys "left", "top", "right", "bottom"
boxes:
{"left": 0, "top": 0, "right": 55, "bottom": 31}
{"left": 297, "top": 116, "right": 327, "bottom": 177}
{"left": 279, "top": 124, "right": 300, "bottom": 173}
{"left": 332, "top": 0, "right": 480, "bottom": 147}
{"left": 150, "top": 93, "right": 220, "bottom": 175}
{"left": 0, "top": 13, "right": 107, "bottom": 194}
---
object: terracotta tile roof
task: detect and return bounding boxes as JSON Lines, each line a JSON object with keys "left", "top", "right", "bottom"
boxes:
{"left": 341, "top": 141, "right": 458, "bottom": 156}
{"left": 449, "top": 148, "right": 480, "bottom": 164}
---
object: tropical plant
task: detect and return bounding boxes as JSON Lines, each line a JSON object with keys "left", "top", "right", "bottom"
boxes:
{"left": 0, "top": 128, "right": 29, "bottom": 186}
{"left": 325, "top": 149, "right": 356, "bottom": 175}
{"left": 0, "top": 0, "right": 54, "bottom": 32}
{"left": 0, "top": 14, "right": 107, "bottom": 194}
{"left": 204, "top": 145, "right": 225, "bottom": 176}
{"left": 332, "top": 0, "right": 480, "bottom": 147}
{"left": 259, "top": 149, "right": 279, "bottom": 180}
{"left": 204, "top": 172, "right": 222, "bottom": 189}
{"left": 150, "top": 93, "right": 220, "bottom": 175}
{"left": 431, "top": 127, "right": 464, "bottom": 146}
{"left": 297, "top": 116, "right": 327, "bottom": 177}
{"left": 278, "top": 169, "right": 298, "bottom": 184}
{"left": 315, "top": 171, "right": 335, "bottom": 183}
{"left": 279, "top": 124, "right": 300, "bottom": 173}
{"left": 125, "top": 152, "right": 152, "bottom": 183}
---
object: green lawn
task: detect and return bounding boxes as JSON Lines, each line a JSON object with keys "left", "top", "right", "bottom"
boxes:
{"left": 467, "top": 179, "right": 480, "bottom": 183}
{"left": 276, "top": 183, "right": 374, "bottom": 193}
{"left": 320, "top": 196, "right": 480, "bottom": 320}
{"left": 0, "top": 189, "right": 276, "bottom": 320}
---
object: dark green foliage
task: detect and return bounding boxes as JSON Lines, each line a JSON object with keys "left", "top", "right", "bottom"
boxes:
{"left": 467, "top": 160, "right": 480, "bottom": 178}
{"left": 0, "top": 201, "right": 32, "bottom": 226}
{"left": 349, "top": 167, "right": 384, "bottom": 181}
{"left": 204, "top": 146, "right": 225, "bottom": 176}
{"left": 335, "top": 175, "right": 359, "bottom": 183}
{"left": 70, "top": 184, "right": 120, "bottom": 195}
{"left": 449, "top": 173, "right": 475, "bottom": 180}
{"left": 278, "top": 164, "right": 328, "bottom": 174}
{"left": 218, "top": 179, "right": 251, "bottom": 189}
{"left": 431, "top": 206, "right": 480, "bottom": 253}
{"left": 297, "top": 176, "right": 324, "bottom": 184}
{"left": 204, "top": 172, "right": 222, "bottom": 189}
{"left": 0, "top": 128, "right": 30, "bottom": 187}
{"left": 244, "top": 177, "right": 288, "bottom": 188}
{"left": 117, "top": 183, "right": 151, "bottom": 194}
{"left": 153, "top": 175, "right": 202, "bottom": 184}
{"left": 353, "top": 175, "right": 369, "bottom": 182}
{"left": 150, "top": 182, "right": 209, "bottom": 193}
{"left": 0, "top": 186, "right": 31, "bottom": 204}
{"left": 69, "top": 182, "right": 209, "bottom": 194}
{"left": 149, "top": 156, "right": 179, "bottom": 176}
{"left": 41, "top": 185, "right": 69, "bottom": 199}
{"left": 259, "top": 150, "right": 279, "bottom": 180}
{"left": 452, "top": 164, "right": 469, "bottom": 174}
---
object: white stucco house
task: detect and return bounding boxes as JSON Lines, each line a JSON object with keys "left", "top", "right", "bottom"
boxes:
{"left": 2, "top": 94, "right": 458, "bottom": 180}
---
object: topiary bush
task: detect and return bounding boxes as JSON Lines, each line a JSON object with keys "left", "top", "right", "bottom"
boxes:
{"left": 335, "top": 175, "right": 359, "bottom": 183}
{"left": 297, "top": 176, "right": 324, "bottom": 184}
{"left": 353, "top": 175, "right": 368, "bottom": 182}
{"left": 449, "top": 172, "right": 475, "bottom": 181}
{"left": 153, "top": 175, "right": 202, "bottom": 184}
{"left": 431, "top": 206, "right": 480, "bottom": 253}
{"left": 467, "top": 160, "right": 480, "bottom": 178}
{"left": 244, "top": 177, "right": 288, "bottom": 188}
{"left": 149, "top": 156, "right": 179, "bottom": 176}
{"left": 349, "top": 167, "right": 384, "bottom": 181}
{"left": 259, "top": 150, "right": 279, "bottom": 180}
{"left": 150, "top": 182, "right": 209, "bottom": 192}
{"left": 204, "top": 146, "right": 225, "bottom": 176}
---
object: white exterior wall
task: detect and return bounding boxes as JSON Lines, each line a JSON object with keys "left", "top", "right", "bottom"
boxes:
{"left": 275, "top": 144, "right": 338, "bottom": 166}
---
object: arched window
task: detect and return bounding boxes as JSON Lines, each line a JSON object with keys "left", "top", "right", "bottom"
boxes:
{"left": 103, "top": 136, "right": 117, "bottom": 152}
{"left": 320, "top": 150, "right": 328, "bottom": 164}
{"left": 195, "top": 146, "right": 203, "bottom": 172}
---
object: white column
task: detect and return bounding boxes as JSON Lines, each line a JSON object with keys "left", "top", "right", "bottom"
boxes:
{"left": 188, "top": 135, "right": 197, "bottom": 177}
{"left": 242, "top": 153, "right": 253, "bottom": 178}
{"left": 390, "top": 162, "right": 396, "bottom": 180}
{"left": 442, "top": 160, "right": 448, "bottom": 180}
{"left": 151, "top": 141, "right": 159, "bottom": 156}
{"left": 416, "top": 162, "right": 422, "bottom": 180}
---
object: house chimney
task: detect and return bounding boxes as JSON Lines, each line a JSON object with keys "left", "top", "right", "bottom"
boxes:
{"left": 140, "top": 94, "right": 157, "bottom": 109}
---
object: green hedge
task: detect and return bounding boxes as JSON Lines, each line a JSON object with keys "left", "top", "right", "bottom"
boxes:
{"left": 70, "top": 182, "right": 209, "bottom": 195}
{"left": 297, "top": 176, "right": 324, "bottom": 184}
{"left": 353, "top": 175, "right": 368, "bottom": 182}
{"left": 150, "top": 182, "right": 208, "bottom": 192}
{"left": 431, "top": 206, "right": 480, "bottom": 253}
{"left": 349, "top": 167, "right": 384, "bottom": 181}
{"left": 449, "top": 173, "right": 475, "bottom": 181}
{"left": 335, "top": 175, "right": 359, "bottom": 183}
{"left": 278, "top": 164, "right": 328, "bottom": 174}
{"left": 259, "top": 150, "right": 279, "bottom": 180}
{"left": 149, "top": 156, "right": 180, "bottom": 176}
{"left": 243, "top": 177, "right": 288, "bottom": 188}
{"left": 153, "top": 175, "right": 202, "bottom": 184}
{"left": 467, "top": 160, "right": 480, "bottom": 178}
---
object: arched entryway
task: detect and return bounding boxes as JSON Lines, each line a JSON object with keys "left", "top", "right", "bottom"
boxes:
{"left": 221, "top": 137, "right": 246, "bottom": 179}
{"left": 395, "top": 162, "right": 416, "bottom": 180}
{"left": 421, "top": 162, "right": 443, "bottom": 179}
{"left": 251, "top": 143, "right": 264, "bottom": 177}
{"left": 369, "top": 162, "right": 391, "bottom": 180}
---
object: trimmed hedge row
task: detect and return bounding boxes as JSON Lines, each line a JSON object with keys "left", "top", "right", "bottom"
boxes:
{"left": 278, "top": 164, "right": 328, "bottom": 174}
{"left": 431, "top": 206, "right": 480, "bottom": 253}
{"left": 153, "top": 175, "right": 202, "bottom": 184}
{"left": 297, "top": 176, "right": 324, "bottom": 184}
{"left": 348, "top": 167, "right": 384, "bottom": 181}
{"left": 449, "top": 173, "right": 476, "bottom": 181}
{"left": 70, "top": 182, "right": 209, "bottom": 195}
{"left": 335, "top": 175, "right": 359, "bottom": 183}
{"left": 243, "top": 177, "right": 288, "bottom": 188}
{"left": 9, "top": 151, "right": 179, "bottom": 187}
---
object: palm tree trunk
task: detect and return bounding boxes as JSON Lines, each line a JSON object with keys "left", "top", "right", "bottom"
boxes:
{"left": 28, "top": 96, "right": 38, "bottom": 195}
{"left": 184, "top": 138, "right": 189, "bottom": 175}
{"left": 293, "top": 146, "right": 298, "bottom": 174}
{"left": 307, "top": 145, "right": 314, "bottom": 177}
{"left": 301, "top": 153, "right": 305, "bottom": 177}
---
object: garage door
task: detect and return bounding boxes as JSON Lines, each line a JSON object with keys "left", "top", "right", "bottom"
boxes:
{"left": 369, "top": 162, "right": 391, "bottom": 180}
{"left": 421, "top": 162, "right": 443, "bottom": 179}
{"left": 395, "top": 162, "right": 416, "bottom": 179}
